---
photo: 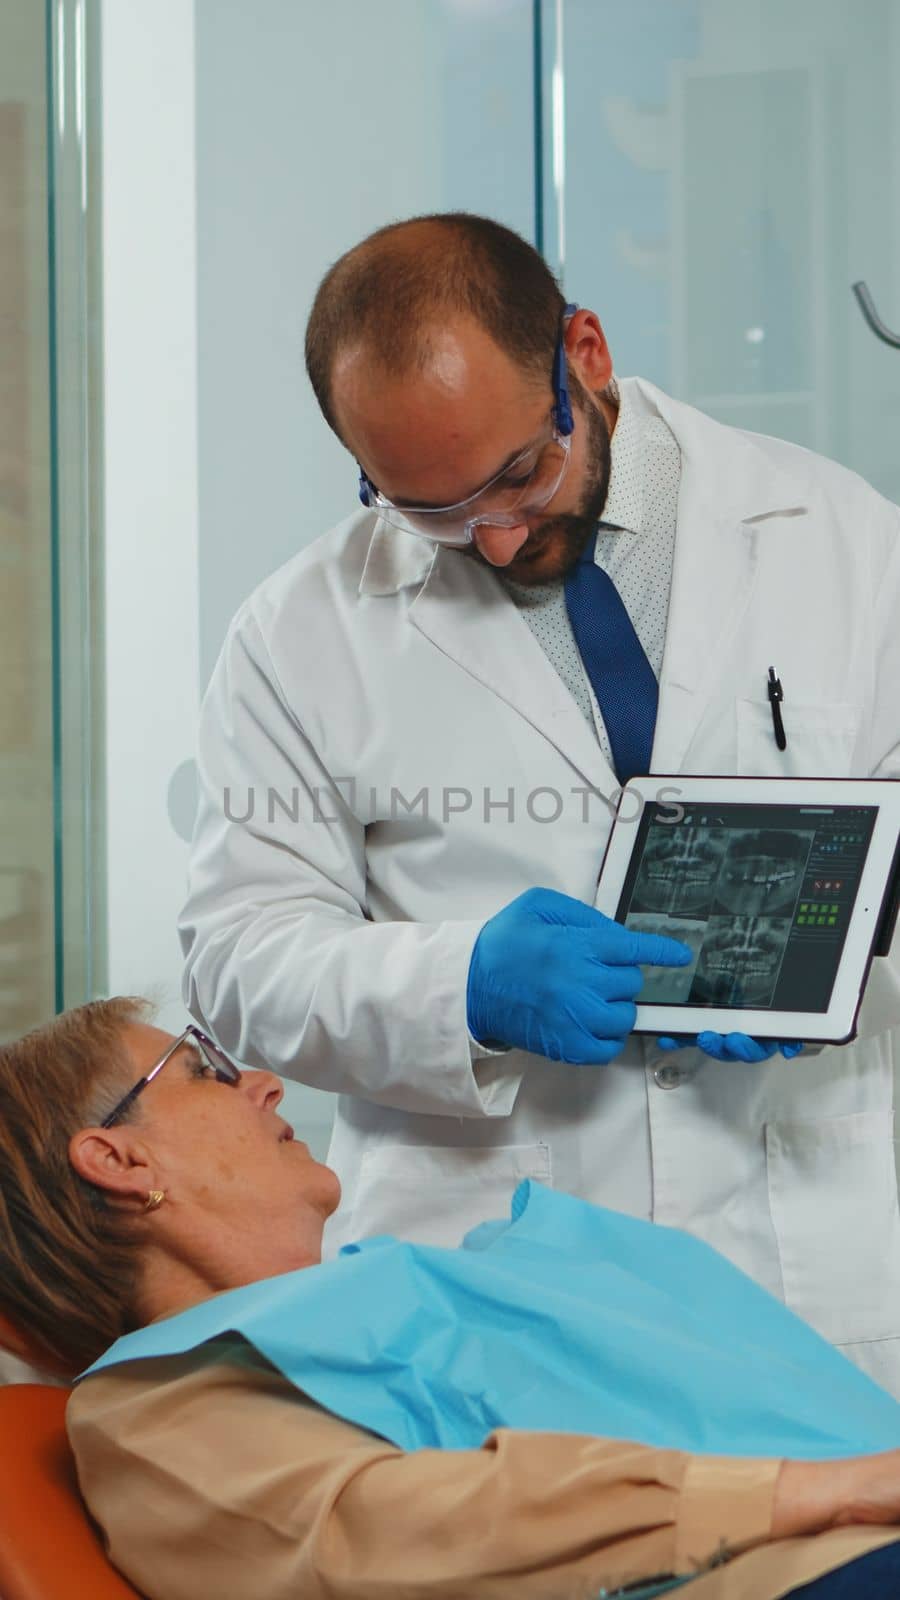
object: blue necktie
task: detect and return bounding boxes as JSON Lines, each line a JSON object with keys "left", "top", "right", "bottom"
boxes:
{"left": 564, "top": 535, "right": 659, "bottom": 784}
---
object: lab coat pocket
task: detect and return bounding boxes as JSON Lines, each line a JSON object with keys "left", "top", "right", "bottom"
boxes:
{"left": 766, "top": 1110, "right": 900, "bottom": 1346}
{"left": 348, "top": 1142, "right": 552, "bottom": 1249}
{"left": 736, "top": 699, "right": 860, "bottom": 778}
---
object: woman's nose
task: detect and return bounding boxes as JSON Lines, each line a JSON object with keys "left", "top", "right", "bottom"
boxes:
{"left": 241, "top": 1068, "right": 284, "bottom": 1111}
{"left": 472, "top": 522, "right": 530, "bottom": 567}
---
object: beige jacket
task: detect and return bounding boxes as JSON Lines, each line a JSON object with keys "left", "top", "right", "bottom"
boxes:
{"left": 67, "top": 1337, "right": 900, "bottom": 1600}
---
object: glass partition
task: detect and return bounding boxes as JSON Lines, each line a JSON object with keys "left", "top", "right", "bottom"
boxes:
{"left": 0, "top": 1, "right": 57, "bottom": 1038}
{"left": 0, "top": 0, "right": 102, "bottom": 1044}
{"left": 0, "top": 0, "right": 101, "bottom": 1385}
{"left": 48, "top": 0, "right": 105, "bottom": 1011}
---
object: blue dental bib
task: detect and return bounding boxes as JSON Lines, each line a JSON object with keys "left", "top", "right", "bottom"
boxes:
{"left": 81, "top": 1181, "right": 900, "bottom": 1460}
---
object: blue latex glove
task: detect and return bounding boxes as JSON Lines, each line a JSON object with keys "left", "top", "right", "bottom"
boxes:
{"left": 467, "top": 886, "right": 693, "bottom": 1065}
{"left": 656, "top": 1032, "right": 804, "bottom": 1063}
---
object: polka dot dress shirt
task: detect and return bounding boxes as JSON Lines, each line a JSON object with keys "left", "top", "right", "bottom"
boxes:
{"left": 501, "top": 377, "right": 682, "bottom": 772}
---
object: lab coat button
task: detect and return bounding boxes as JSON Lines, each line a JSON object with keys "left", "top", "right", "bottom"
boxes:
{"left": 654, "top": 1063, "right": 687, "bottom": 1090}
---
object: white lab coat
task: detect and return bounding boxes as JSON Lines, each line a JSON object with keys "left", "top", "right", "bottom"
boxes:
{"left": 181, "top": 378, "right": 900, "bottom": 1394}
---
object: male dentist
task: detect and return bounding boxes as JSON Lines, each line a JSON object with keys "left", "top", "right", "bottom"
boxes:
{"left": 180, "top": 214, "right": 900, "bottom": 1394}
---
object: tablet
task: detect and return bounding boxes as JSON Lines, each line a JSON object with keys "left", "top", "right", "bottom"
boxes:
{"left": 594, "top": 777, "right": 900, "bottom": 1043}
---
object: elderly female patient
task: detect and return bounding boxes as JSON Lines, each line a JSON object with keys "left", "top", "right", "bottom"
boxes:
{"left": 4, "top": 1002, "right": 900, "bottom": 1600}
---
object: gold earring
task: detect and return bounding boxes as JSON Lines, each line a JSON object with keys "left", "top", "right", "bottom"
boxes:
{"left": 143, "top": 1189, "right": 166, "bottom": 1212}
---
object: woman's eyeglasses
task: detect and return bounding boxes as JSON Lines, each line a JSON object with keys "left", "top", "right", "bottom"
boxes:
{"left": 100, "top": 1026, "right": 241, "bottom": 1128}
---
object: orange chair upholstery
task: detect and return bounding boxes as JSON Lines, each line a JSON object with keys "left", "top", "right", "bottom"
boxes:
{"left": 0, "top": 1384, "right": 144, "bottom": 1600}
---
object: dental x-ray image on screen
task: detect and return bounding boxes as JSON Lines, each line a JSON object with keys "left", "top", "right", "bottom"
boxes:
{"left": 690, "top": 915, "right": 791, "bottom": 1007}
{"left": 712, "top": 830, "right": 814, "bottom": 918}
{"left": 628, "top": 827, "right": 728, "bottom": 918}
{"left": 625, "top": 914, "right": 705, "bottom": 1001}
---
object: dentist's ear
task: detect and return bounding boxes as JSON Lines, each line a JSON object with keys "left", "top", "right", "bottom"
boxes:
{"left": 68, "top": 1124, "right": 158, "bottom": 1208}
{"left": 563, "top": 308, "right": 614, "bottom": 394}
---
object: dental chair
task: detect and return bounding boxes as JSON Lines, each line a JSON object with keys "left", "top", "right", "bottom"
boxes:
{"left": 0, "top": 1315, "right": 144, "bottom": 1600}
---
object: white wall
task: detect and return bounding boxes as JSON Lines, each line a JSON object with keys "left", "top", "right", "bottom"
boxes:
{"left": 101, "top": 0, "right": 200, "bottom": 1032}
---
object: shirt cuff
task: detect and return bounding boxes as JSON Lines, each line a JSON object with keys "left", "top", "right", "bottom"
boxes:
{"left": 675, "top": 1456, "right": 780, "bottom": 1574}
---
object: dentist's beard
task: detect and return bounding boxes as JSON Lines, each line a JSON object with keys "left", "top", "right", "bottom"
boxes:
{"left": 483, "top": 395, "right": 613, "bottom": 586}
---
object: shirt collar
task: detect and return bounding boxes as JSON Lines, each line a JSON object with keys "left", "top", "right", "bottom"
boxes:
{"left": 596, "top": 376, "right": 647, "bottom": 537}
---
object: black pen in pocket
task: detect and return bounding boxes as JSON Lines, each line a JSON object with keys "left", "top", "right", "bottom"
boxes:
{"left": 767, "top": 667, "right": 787, "bottom": 751}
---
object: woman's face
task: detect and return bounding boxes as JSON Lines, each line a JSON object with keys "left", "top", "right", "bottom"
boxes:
{"left": 76, "top": 1023, "right": 342, "bottom": 1292}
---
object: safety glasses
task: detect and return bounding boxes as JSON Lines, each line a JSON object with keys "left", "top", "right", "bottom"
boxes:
{"left": 357, "top": 303, "right": 578, "bottom": 548}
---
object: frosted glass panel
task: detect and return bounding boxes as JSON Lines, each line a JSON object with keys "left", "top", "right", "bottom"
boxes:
{"left": 678, "top": 68, "right": 813, "bottom": 402}
{"left": 0, "top": 4, "right": 55, "bottom": 1038}
{"left": 549, "top": 0, "right": 900, "bottom": 503}
{"left": 0, "top": 0, "right": 102, "bottom": 1045}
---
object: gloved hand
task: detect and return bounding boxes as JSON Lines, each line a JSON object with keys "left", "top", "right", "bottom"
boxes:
{"left": 467, "top": 886, "right": 693, "bottom": 1065}
{"left": 656, "top": 1032, "right": 804, "bottom": 1063}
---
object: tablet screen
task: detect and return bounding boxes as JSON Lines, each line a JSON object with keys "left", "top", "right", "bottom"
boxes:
{"left": 616, "top": 802, "right": 878, "bottom": 1011}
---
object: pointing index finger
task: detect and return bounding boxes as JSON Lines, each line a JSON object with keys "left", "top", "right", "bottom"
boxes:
{"left": 594, "top": 925, "right": 694, "bottom": 968}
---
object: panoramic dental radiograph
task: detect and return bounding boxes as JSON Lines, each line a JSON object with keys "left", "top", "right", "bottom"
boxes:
{"left": 691, "top": 916, "right": 789, "bottom": 1007}
{"left": 713, "top": 830, "right": 814, "bottom": 919}
{"left": 630, "top": 828, "right": 728, "bottom": 917}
